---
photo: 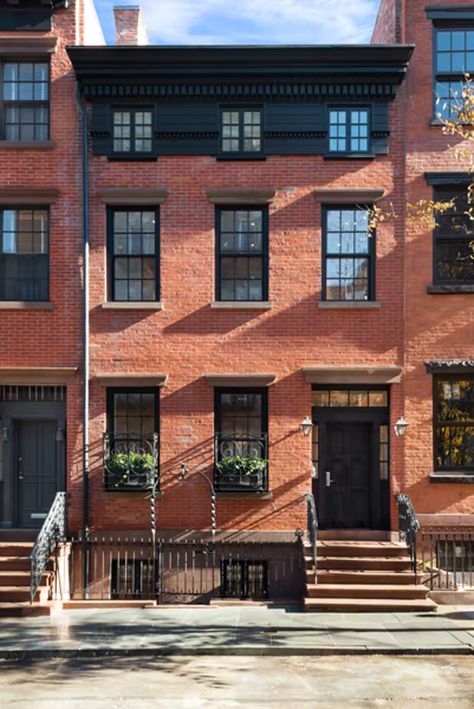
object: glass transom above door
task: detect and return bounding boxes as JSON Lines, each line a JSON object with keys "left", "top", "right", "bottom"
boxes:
{"left": 312, "top": 389, "right": 388, "bottom": 408}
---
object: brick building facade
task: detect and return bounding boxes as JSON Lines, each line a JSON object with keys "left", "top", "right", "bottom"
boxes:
{"left": 0, "top": 0, "right": 472, "bottom": 608}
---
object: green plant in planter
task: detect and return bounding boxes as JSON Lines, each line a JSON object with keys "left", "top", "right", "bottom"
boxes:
{"left": 107, "top": 451, "right": 155, "bottom": 488}
{"left": 217, "top": 455, "right": 267, "bottom": 479}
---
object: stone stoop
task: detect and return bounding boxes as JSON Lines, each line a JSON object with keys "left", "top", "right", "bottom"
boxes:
{"left": 0, "top": 534, "right": 52, "bottom": 618}
{"left": 304, "top": 540, "right": 437, "bottom": 613}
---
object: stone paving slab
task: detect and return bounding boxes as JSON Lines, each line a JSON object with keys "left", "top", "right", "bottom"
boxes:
{"left": 0, "top": 605, "right": 474, "bottom": 657}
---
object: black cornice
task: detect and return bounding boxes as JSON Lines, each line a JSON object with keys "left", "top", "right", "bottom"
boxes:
{"left": 67, "top": 45, "right": 414, "bottom": 100}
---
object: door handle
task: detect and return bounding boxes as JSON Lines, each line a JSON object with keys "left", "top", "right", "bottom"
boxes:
{"left": 325, "top": 471, "right": 333, "bottom": 487}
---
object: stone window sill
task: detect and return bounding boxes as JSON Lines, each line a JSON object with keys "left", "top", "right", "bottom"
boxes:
{"left": 0, "top": 141, "right": 54, "bottom": 150}
{"left": 101, "top": 302, "right": 163, "bottom": 310}
{"left": 0, "top": 301, "right": 52, "bottom": 310}
{"left": 429, "top": 473, "right": 474, "bottom": 483}
{"left": 318, "top": 301, "right": 381, "bottom": 310}
{"left": 216, "top": 491, "right": 273, "bottom": 500}
{"left": 210, "top": 301, "right": 272, "bottom": 310}
{"left": 427, "top": 284, "right": 474, "bottom": 294}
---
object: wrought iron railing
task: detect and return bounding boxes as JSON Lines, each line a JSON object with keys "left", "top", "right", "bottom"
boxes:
{"left": 103, "top": 433, "right": 159, "bottom": 491}
{"left": 29, "top": 491, "right": 67, "bottom": 603}
{"left": 396, "top": 493, "right": 420, "bottom": 580}
{"left": 214, "top": 433, "right": 268, "bottom": 492}
{"left": 305, "top": 492, "right": 318, "bottom": 583}
{"left": 421, "top": 528, "right": 474, "bottom": 591}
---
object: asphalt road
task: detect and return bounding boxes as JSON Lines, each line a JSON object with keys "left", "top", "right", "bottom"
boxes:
{"left": 1, "top": 655, "right": 474, "bottom": 707}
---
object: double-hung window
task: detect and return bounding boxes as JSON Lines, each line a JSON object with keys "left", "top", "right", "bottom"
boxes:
{"left": 215, "top": 389, "right": 268, "bottom": 491}
{"left": 112, "top": 108, "right": 153, "bottom": 154}
{"left": 434, "top": 27, "right": 474, "bottom": 120}
{"left": 432, "top": 186, "right": 474, "bottom": 284}
{"left": 0, "top": 208, "right": 49, "bottom": 301}
{"left": 328, "top": 108, "right": 370, "bottom": 155}
{"left": 322, "top": 207, "right": 374, "bottom": 301}
{"left": 108, "top": 208, "right": 159, "bottom": 302}
{"left": 1, "top": 61, "right": 49, "bottom": 141}
{"left": 221, "top": 108, "right": 262, "bottom": 155}
{"left": 105, "top": 388, "right": 159, "bottom": 490}
{"left": 216, "top": 208, "right": 268, "bottom": 301}
{"left": 434, "top": 376, "right": 474, "bottom": 472}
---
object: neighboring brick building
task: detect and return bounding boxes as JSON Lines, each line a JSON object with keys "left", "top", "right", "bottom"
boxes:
{"left": 0, "top": 0, "right": 472, "bottom": 610}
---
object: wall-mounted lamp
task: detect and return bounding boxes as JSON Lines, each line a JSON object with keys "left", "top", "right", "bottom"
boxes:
{"left": 1, "top": 426, "right": 8, "bottom": 443}
{"left": 394, "top": 416, "right": 409, "bottom": 437}
{"left": 299, "top": 416, "right": 314, "bottom": 437}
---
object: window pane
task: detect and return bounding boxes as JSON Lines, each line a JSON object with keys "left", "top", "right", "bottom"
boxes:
{"left": 218, "top": 208, "right": 265, "bottom": 301}
{"left": 112, "top": 210, "right": 158, "bottom": 301}
{"left": 324, "top": 208, "right": 371, "bottom": 301}
{"left": 0, "top": 209, "right": 48, "bottom": 301}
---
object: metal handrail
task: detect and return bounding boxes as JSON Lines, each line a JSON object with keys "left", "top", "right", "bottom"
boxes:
{"left": 305, "top": 492, "right": 318, "bottom": 583}
{"left": 29, "top": 491, "right": 67, "bottom": 603}
{"left": 396, "top": 492, "right": 420, "bottom": 581}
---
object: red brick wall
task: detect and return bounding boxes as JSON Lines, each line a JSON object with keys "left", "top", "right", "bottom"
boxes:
{"left": 372, "top": 0, "right": 402, "bottom": 43}
{"left": 0, "top": 2, "right": 84, "bottom": 527}
{"left": 402, "top": 0, "right": 474, "bottom": 516}
{"left": 83, "top": 110, "right": 406, "bottom": 531}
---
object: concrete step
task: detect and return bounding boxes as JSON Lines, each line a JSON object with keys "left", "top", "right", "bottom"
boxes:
{"left": 0, "top": 557, "right": 31, "bottom": 572}
{"left": 307, "top": 584, "right": 430, "bottom": 600}
{"left": 0, "top": 542, "right": 33, "bottom": 557}
{"left": 304, "top": 597, "right": 438, "bottom": 613}
{"left": 308, "top": 570, "right": 418, "bottom": 585}
{"left": 318, "top": 556, "right": 412, "bottom": 572}
{"left": 0, "top": 602, "right": 50, "bottom": 618}
{"left": 316, "top": 542, "right": 408, "bottom": 558}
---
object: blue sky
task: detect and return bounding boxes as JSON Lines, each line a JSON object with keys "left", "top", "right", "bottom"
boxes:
{"left": 94, "top": 0, "right": 380, "bottom": 45}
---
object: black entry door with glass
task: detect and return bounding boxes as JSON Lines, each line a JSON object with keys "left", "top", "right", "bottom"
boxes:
{"left": 16, "top": 419, "right": 59, "bottom": 528}
{"left": 311, "top": 387, "right": 390, "bottom": 530}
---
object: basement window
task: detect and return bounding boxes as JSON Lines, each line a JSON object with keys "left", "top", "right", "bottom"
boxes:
{"left": 220, "top": 560, "right": 268, "bottom": 599}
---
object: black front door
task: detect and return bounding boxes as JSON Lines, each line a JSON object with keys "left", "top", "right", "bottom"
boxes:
{"left": 319, "top": 422, "right": 372, "bottom": 529}
{"left": 16, "top": 420, "right": 58, "bottom": 528}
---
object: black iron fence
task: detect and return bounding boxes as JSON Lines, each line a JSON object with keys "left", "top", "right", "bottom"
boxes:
{"left": 103, "top": 433, "right": 159, "bottom": 491}
{"left": 63, "top": 536, "right": 304, "bottom": 603}
{"left": 214, "top": 433, "right": 268, "bottom": 492}
{"left": 421, "top": 528, "right": 474, "bottom": 591}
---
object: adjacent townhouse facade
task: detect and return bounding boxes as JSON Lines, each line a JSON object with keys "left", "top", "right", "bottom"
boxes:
{"left": 0, "top": 0, "right": 472, "bottom": 611}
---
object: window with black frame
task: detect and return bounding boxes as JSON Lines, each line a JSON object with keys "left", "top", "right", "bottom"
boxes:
{"left": 433, "top": 186, "right": 474, "bottom": 284}
{"left": 112, "top": 108, "right": 153, "bottom": 154}
{"left": 108, "top": 209, "right": 159, "bottom": 302}
{"left": 434, "top": 376, "right": 474, "bottom": 472}
{"left": 216, "top": 208, "right": 267, "bottom": 301}
{"left": 434, "top": 27, "right": 474, "bottom": 121}
{"left": 323, "top": 207, "right": 374, "bottom": 301}
{"left": 215, "top": 390, "right": 268, "bottom": 491}
{"left": 221, "top": 560, "right": 268, "bottom": 599}
{"left": 220, "top": 108, "right": 262, "bottom": 155}
{"left": 328, "top": 108, "right": 370, "bottom": 154}
{"left": 1, "top": 61, "right": 49, "bottom": 141}
{"left": 0, "top": 208, "right": 49, "bottom": 301}
{"left": 105, "top": 389, "right": 159, "bottom": 490}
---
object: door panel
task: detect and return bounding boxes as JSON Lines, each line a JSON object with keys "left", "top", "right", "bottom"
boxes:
{"left": 320, "top": 422, "right": 371, "bottom": 529}
{"left": 17, "top": 420, "right": 58, "bottom": 528}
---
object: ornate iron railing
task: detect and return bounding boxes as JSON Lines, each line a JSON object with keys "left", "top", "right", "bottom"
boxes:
{"left": 420, "top": 528, "right": 474, "bottom": 590}
{"left": 396, "top": 493, "right": 420, "bottom": 580}
{"left": 214, "top": 433, "right": 268, "bottom": 492}
{"left": 305, "top": 492, "right": 318, "bottom": 583}
{"left": 103, "top": 433, "right": 159, "bottom": 491}
{"left": 29, "top": 491, "right": 67, "bottom": 603}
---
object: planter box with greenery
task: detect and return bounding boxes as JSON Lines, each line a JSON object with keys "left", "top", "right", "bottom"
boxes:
{"left": 216, "top": 455, "right": 268, "bottom": 489}
{"left": 105, "top": 450, "right": 155, "bottom": 490}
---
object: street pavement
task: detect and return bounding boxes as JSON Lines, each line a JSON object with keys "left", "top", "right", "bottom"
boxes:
{"left": 1, "top": 654, "right": 474, "bottom": 707}
{"left": 0, "top": 605, "right": 474, "bottom": 656}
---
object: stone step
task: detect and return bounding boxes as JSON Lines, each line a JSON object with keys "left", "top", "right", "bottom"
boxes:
{"left": 0, "top": 571, "right": 31, "bottom": 586}
{"left": 0, "top": 542, "right": 33, "bottom": 558}
{"left": 0, "top": 586, "right": 31, "bottom": 602}
{"left": 0, "top": 557, "right": 31, "bottom": 572}
{"left": 308, "top": 570, "right": 418, "bottom": 585}
{"left": 307, "top": 583, "right": 429, "bottom": 599}
{"left": 318, "top": 556, "right": 412, "bottom": 572}
{"left": 0, "top": 530, "right": 37, "bottom": 542}
{"left": 304, "top": 597, "right": 438, "bottom": 613}
{"left": 315, "top": 542, "right": 408, "bottom": 558}
{"left": 0, "top": 602, "right": 50, "bottom": 618}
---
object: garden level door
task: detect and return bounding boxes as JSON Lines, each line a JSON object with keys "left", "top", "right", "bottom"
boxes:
{"left": 319, "top": 422, "right": 372, "bottom": 529}
{"left": 16, "top": 419, "right": 59, "bottom": 528}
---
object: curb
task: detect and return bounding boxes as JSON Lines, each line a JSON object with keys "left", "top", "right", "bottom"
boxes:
{"left": 0, "top": 645, "right": 473, "bottom": 659}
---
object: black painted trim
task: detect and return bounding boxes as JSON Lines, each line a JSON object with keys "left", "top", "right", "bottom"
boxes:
{"left": 425, "top": 171, "right": 472, "bottom": 185}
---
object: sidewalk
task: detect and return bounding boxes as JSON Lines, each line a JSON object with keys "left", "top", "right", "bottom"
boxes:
{"left": 1, "top": 605, "right": 474, "bottom": 657}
